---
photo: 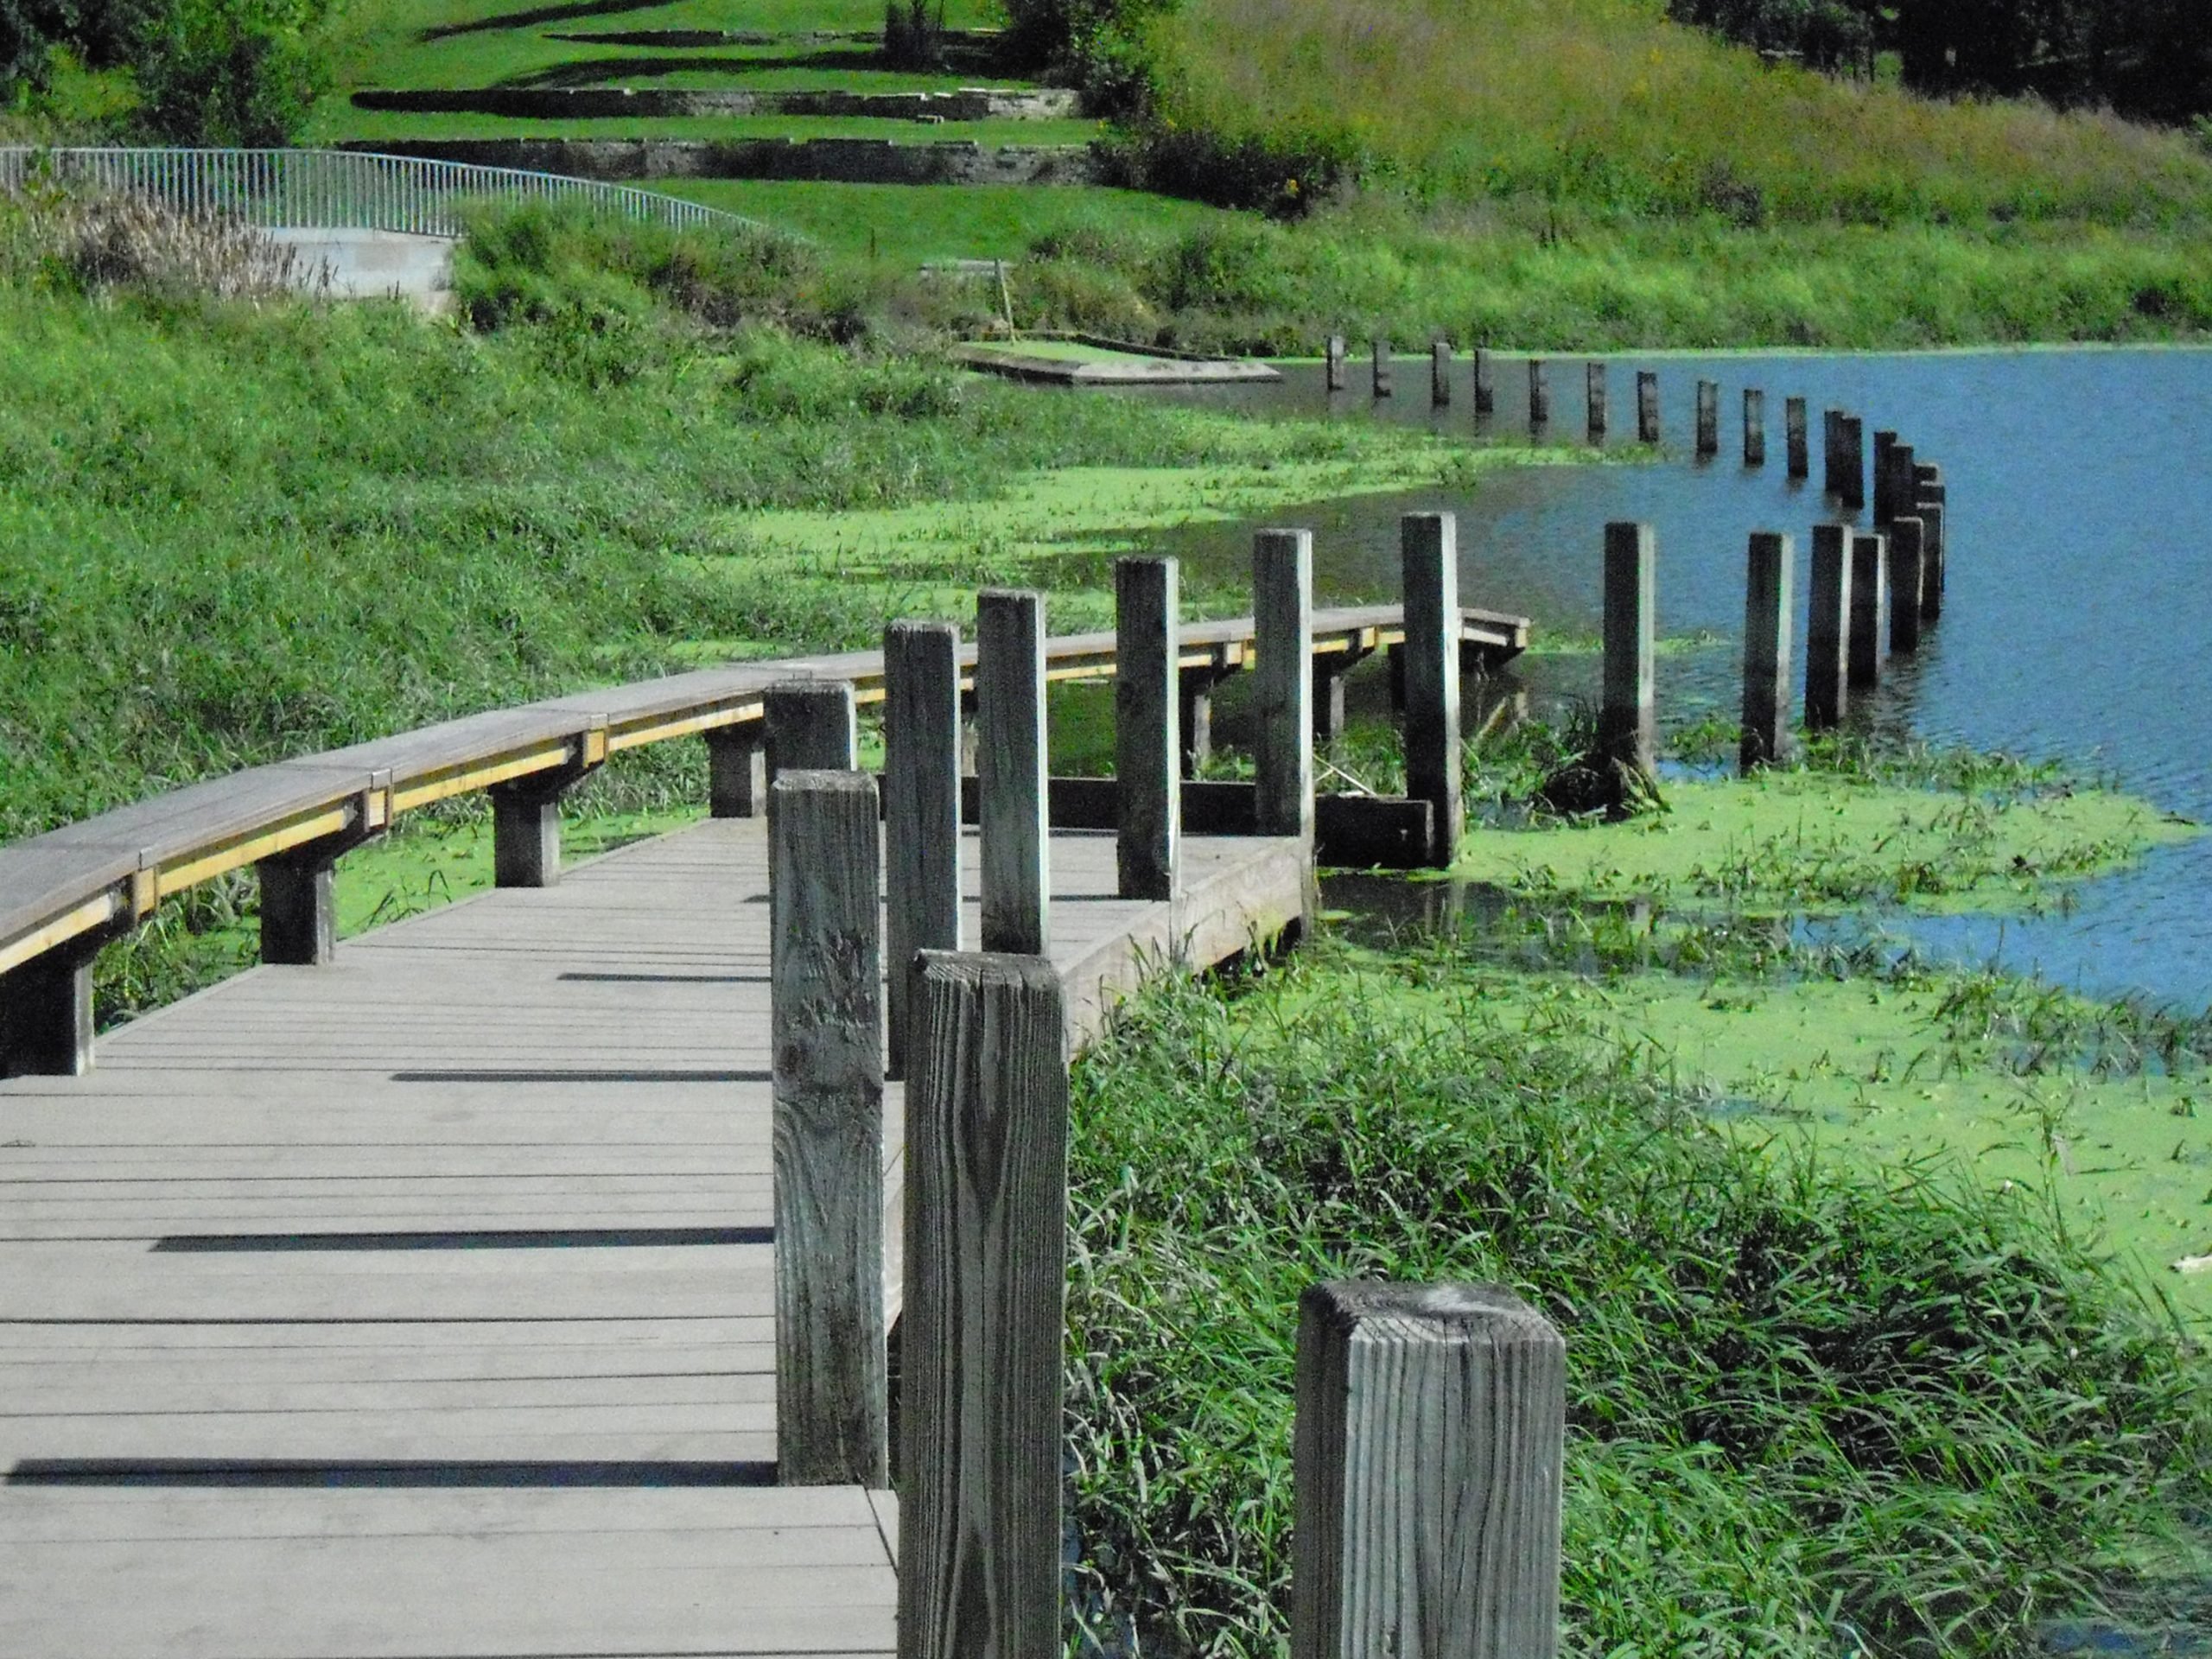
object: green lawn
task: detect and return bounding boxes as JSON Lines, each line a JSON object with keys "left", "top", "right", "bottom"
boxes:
{"left": 316, "top": 106, "right": 1106, "bottom": 143}
{"left": 653, "top": 179, "right": 1232, "bottom": 264}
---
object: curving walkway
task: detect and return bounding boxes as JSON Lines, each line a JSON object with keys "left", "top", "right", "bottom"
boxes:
{"left": 0, "top": 814, "right": 1300, "bottom": 1656}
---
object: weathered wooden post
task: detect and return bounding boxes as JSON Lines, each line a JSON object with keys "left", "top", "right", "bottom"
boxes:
{"left": 1889, "top": 518, "right": 1924, "bottom": 654}
{"left": 490, "top": 732, "right": 603, "bottom": 889}
{"left": 1116, "top": 557, "right": 1179, "bottom": 902}
{"left": 766, "top": 679, "right": 858, "bottom": 780}
{"left": 1312, "top": 642, "right": 1370, "bottom": 745}
{"left": 769, "top": 768, "right": 887, "bottom": 1490}
{"left": 1847, "top": 531, "right": 1887, "bottom": 690}
{"left": 1805, "top": 524, "right": 1852, "bottom": 730}
{"left": 1371, "top": 338, "right": 1393, "bottom": 398}
{"left": 1872, "top": 430, "right": 1897, "bottom": 524}
{"left": 1325, "top": 334, "right": 1346, "bottom": 393}
{"left": 1637, "top": 370, "right": 1660, "bottom": 444}
{"left": 705, "top": 725, "right": 766, "bottom": 817}
{"left": 1822, "top": 409, "right": 1844, "bottom": 498}
{"left": 0, "top": 933, "right": 112, "bottom": 1078}
{"left": 1528, "top": 358, "right": 1549, "bottom": 429}
{"left": 1916, "top": 462, "right": 1946, "bottom": 618}
{"left": 899, "top": 950, "right": 1068, "bottom": 1659}
{"left": 1586, "top": 361, "right": 1607, "bottom": 444}
{"left": 1431, "top": 339, "right": 1452, "bottom": 407}
{"left": 1473, "top": 346, "right": 1495, "bottom": 419}
{"left": 977, "top": 589, "right": 1047, "bottom": 956}
{"left": 1885, "top": 441, "right": 1916, "bottom": 533}
{"left": 1253, "top": 529, "right": 1314, "bottom": 846}
{"left": 258, "top": 786, "right": 387, "bottom": 966}
{"left": 1601, "top": 522, "right": 1656, "bottom": 781}
{"left": 1740, "top": 531, "right": 1793, "bottom": 772}
{"left": 1743, "top": 388, "right": 1765, "bottom": 467}
{"left": 884, "top": 620, "right": 963, "bottom": 1081}
{"left": 1292, "top": 1282, "right": 1567, "bottom": 1659}
{"left": 1785, "top": 396, "right": 1808, "bottom": 480}
{"left": 1402, "top": 512, "right": 1463, "bottom": 868}
{"left": 1695, "top": 378, "right": 1719, "bottom": 458}
{"left": 1836, "top": 415, "right": 1866, "bottom": 510}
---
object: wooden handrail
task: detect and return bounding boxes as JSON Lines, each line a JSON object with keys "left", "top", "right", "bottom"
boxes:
{"left": 0, "top": 602, "right": 1528, "bottom": 984}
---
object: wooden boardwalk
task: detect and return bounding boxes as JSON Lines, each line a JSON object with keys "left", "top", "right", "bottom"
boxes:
{"left": 0, "top": 817, "right": 1302, "bottom": 1657}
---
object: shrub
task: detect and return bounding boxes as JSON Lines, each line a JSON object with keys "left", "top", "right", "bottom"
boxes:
{"left": 126, "top": 0, "right": 329, "bottom": 144}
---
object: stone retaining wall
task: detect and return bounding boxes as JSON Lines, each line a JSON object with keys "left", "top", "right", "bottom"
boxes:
{"left": 353, "top": 86, "right": 1082, "bottom": 121}
{"left": 343, "top": 137, "right": 1105, "bottom": 185}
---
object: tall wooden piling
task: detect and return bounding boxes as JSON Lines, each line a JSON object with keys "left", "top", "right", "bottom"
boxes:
{"left": 1888, "top": 518, "right": 1925, "bottom": 654}
{"left": 1695, "top": 379, "right": 1719, "bottom": 458}
{"left": 900, "top": 950, "right": 1068, "bottom": 1659}
{"left": 768, "top": 769, "right": 887, "bottom": 1490}
{"left": 1886, "top": 442, "right": 1916, "bottom": 533}
{"left": 884, "top": 620, "right": 963, "bottom": 1081}
{"left": 1847, "top": 531, "right": 1887, "bottom": 689}
{"left": 1115, "top": 557, "right": 1180, "bottom": 902}
{"left": 1601, "top": 522, "right": 1656, "bottom": 780}
{"left": 1872, "top": 430, "right": 1898, "bottom": 524}
{"left": 1743, "top": 388, "right": 1766, "bottom": 467}
{"left": 1402, "top": 512, "right": 1463, "bottom": 868}
{"left": 1740, "top": 531, "right": 1793, "bottom": 773}
{"left": 1836, "top": 416, "right": 1866, "bottom": 509}
{"left": 1821, "top": 409, "right": 1844, "bottom": 498}
{"left": 1325, "top": 334, "right": 1346, "bottom": 392}
{"left": 1586, "top": 362, "right": 1607, "bottom": 444}
{"left": 1473, "top": 346, "right": 1495, "bottom": 418}
{"left": 1916, "top": 463, "right": 1946, "bottom": 618}
{"left": 1253, "top": 529, "right": 1314, "bottom": 845}
{"left": 1785, "top": 397, "right": 1808, "bottom": 480}
{"left": 1371, "top": 339, "right": 1392, "bottom": 398}
{"left": 1637, "top": 370, "right": 1659, "bottom": 444}
{"left": 1431, "top": 340, "right": 1452, "bottom": 407}
{"left": 1292, "top": 1282, "right": 1566, "bottom": 1659}
{"left": 976, "top": 588, "right": 1047, "bottom": 956}
{"left": 1805, "top": 524, "right": 1852, "bottom": 730}
{"left": 1528, "top": 358, "right": 1549, "bottom": 429}
{"left": 766, "top": 680, "right": 858, "bottom": 780}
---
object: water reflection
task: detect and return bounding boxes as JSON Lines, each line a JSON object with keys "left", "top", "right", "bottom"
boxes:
{"left": 1122, "top": 347, "right": 2212, "bottom": 1007}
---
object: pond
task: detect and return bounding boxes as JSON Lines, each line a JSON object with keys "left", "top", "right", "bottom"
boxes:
{"left": 1123, "top": 348, "right": 2212, "bottom": 1011}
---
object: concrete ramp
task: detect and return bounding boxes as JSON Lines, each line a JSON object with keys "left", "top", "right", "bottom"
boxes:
{"left": 267, "top": 228, "right": 455, "bottom": 313}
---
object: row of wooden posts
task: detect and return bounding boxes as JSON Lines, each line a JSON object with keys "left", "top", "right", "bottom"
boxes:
{"left": 760, "top": 524, "right": 1566, "bottom": 1656}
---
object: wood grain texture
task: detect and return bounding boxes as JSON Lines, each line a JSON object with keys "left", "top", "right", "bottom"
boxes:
{"left": 1805, "top": 524, "right": 1853, "bottom": 730}
{"left": 1400, "top": 513, "right": 1463, "bottom": 868}
{"left": 976, "top": 591, "right": 1049, "bottom": 956}
{"left": 767, "top": 771, "right": 887, "bottom": 1488}
{"left": 1636, "top": 370, "right": 1659, "bottom": 444}
{"left": 1599, "top": 522, "right": 1656, "bottom": 779}
{"left": 899, "top": 951, "right": 1067, "bottom": 1659}
{"left": 765, "top": 680, "right": 858, "bottom": 783}
{"left": 885, "top": 621, "right": 963, "bottom": 1083}
{"left": 1115, "top": 559, "right": 1180, "bottom": 901}
{"left": 1739, "top": 531, "right": 1794, "bottom": 773}
{"left": 1847, "top": 531, "right": 1888, "bottom": 690}
{"left": 1785, "top": 396, "right": 1809, "bottom": 479}
{"left": 1291, "top": 1281, "right": 1566, "bottom": 1659}
{"left": 1252, "top": 531, "right": 1314, "bottom": 844}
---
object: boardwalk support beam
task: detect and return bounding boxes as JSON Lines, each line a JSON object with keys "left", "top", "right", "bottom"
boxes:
{"left": 258, "top": 782, "right": 391, "bottom": 965}
{"left": 490, "top": 730, "right": 605, "bottom": 889}
{"left": 1292, "top": 1281, "right": 1567, "bottom": 1659}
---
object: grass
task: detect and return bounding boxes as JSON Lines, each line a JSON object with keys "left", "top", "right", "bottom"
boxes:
{"left": 1065, "top": 953, "right": 2212, "bottom": 1656}
{"left": 317, "top": 109, "right": 1110, "bottom": 144}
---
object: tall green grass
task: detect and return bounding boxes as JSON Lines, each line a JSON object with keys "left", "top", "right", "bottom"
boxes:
{"left": 1065, "top": 957, "right": 2212, "bottom": 1656}
{"left": 1137, "top": 0, "right": 2212, "bottom": 226}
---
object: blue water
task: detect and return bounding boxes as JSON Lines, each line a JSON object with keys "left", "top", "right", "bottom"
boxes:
{"left": 1133, "top": 349, "right": 2212, "bottom": 1010}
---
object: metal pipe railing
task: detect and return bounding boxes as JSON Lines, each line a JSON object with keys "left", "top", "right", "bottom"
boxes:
{"left": 0, "top": 146, "right": 762, "bottom": 238}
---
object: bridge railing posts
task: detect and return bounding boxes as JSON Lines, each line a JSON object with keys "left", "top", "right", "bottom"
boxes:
{"left": 884, "top": 620, "right": 963, "bottom": 1081}
{"left": 1116, "top": 558, "right": 1180, "bottom": 902}
{"left": 1292, "top": 1281, "right": 1567, "bottom": 1659}
{"left": 491, "top": 727, "right": 605, "bottom": 888}
{"left": 257, "top": 778, "right": 391, "bottom": 965}
{"left": 899, "top": 949, "right": 1069, "bottom": 1659}
{"left": 705, "top": 726, "right": 766, "bottom": 817}
{"left": 765, "top": 679, "right": 858, "bottom": 781}
{"left": 767, "top": 767, "right": 888, "bottom": 1489}
{"left": 977, "top": 588, "right": 1048, "bottom": 955}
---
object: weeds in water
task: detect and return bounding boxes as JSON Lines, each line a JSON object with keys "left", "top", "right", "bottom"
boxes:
{"left": 1065, "top": 960, "right": 2211, "bottom": 1656}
